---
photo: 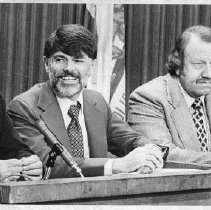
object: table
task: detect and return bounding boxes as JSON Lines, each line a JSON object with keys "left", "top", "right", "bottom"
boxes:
{"left": 1, "top": 169, "right": 211, "bottom": 204}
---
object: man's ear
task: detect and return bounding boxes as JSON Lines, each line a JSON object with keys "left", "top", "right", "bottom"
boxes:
{"left": 43, "top": 56, "right": 49, "bottom": 72}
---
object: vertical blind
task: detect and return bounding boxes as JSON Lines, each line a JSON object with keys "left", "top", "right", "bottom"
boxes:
{"left": 125, "top": 4, "right": 211, "bottom": 112}
{"left": 0, "top": 3, "right": 94, "bottom": 104}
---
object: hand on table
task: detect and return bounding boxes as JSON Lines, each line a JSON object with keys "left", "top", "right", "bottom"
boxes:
{"left": 112, "top": 144, "right": 163, "bottom": 174}
{"left": 0, "top": 159, "right": 23, "bottom": 181}
{"left": 21, "top": 155, "right": 43, "bottom": 181}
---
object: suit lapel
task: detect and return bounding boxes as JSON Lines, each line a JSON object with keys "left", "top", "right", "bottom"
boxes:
{"left": 37, "top": 82, "right": 71, "bottom": 152}
{"left": 167, "top": 75, "right": 201, "bottom": 151}
{"left": 205, "top": 94, "right": 211, "bottom": 151}
{"left": 83, "top": 90, "right": 107, "bottom": 158}
{"left": 205, "top": 94, "right": 211, "bottom": 131}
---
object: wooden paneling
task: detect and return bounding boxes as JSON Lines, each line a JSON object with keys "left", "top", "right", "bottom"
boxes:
{"left": 0, "top": 170, "right": 211, "bottom": 204}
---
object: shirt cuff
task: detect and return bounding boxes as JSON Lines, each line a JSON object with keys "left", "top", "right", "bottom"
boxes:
{"left": 104, "top": 159, "right": 114, "bottom": 175}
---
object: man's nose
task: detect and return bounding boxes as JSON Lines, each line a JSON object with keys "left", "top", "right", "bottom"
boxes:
{"left": 64, "top": 60, "right": 75, "bottom": 71}
{"left": 202, "top": 62, "right": 211, "bottom": 78}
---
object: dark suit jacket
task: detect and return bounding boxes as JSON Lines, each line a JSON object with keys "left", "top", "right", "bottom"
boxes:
{"left": 129, "top": 74, "right": 211, "bottom": 168}
{"left": 0, "top": 94, "right": 32, "bottom": 159}
{"left": 8, "top": 82, "right": 146, "bottom": 178}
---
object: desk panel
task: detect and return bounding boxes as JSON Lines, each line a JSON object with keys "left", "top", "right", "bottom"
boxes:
{"left": 54, "top": 189, "right": 211, "bottom": 205}
{"left": 0, "top": 170, "right": 211, "bottom": 204}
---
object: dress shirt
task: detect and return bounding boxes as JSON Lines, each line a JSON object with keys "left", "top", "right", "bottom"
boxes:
{"left": 56, "top": 93, "right": 89, "bottom": 158}
{"left": 56, "top": 92, "right": 113, "bottom": 175}
{"left": 178, "top": 81, "right": 210, "bottom": 148}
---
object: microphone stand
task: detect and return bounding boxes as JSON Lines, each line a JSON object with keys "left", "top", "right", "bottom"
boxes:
{"left": 43, "top": 143, "right": 63, "bottom": 180}
{"left": 34, "top": 117, "right": 84, "bottom": 179}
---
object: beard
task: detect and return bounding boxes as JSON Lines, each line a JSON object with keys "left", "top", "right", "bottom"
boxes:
{"left": 49, "top": 70, "right": 83, "bottom": 99}
{"left": 53, "top": 81, "right": 82, "bottom": 98}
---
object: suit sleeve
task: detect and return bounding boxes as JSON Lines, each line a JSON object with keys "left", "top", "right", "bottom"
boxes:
{"left": 98, "top": 95, "right": 149, "bottom": 157}
{"left": 8, "top": 98, "right": 108, "bottom": 178}
{"left": 128, "top": 90, "right": 211, "bottom": 168}
{"left": 0, "top": 95, "right": 32, "bottom": 159}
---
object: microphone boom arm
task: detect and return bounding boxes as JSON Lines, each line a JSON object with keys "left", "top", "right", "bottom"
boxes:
{"left": 35, "top": 118, "right": 84, "bottom": 179}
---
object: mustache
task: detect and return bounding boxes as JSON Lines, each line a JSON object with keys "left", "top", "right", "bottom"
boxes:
{"left": 196, "top": 78, "right": 211, "bottom": 84}
{"left": 56, "top": 70, "right": 80, "bottom": 79}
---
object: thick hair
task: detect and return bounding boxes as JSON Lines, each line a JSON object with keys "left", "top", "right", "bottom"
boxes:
{"left": 44, "top": 24, "right": 97, "bottom": 59}
{"left": 166, "top": 25, "right": 211, "bottom": 76}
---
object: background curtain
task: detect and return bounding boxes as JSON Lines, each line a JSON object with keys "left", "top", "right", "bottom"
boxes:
{"left": 1, "top": 3, "right": 211, "bottom": 111}
{"left": 125, "top": 4, "right": 211, "bottom": 117}
{"left": 0, "top": 3, "right": 94, "bottom": 103}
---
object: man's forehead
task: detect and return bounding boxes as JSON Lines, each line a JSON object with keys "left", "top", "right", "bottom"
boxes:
{"left": 51, "top": 51, "right": 89, "bottom": 59}
{"left": 185, "top": 34, "right": 211, "bottom": 59}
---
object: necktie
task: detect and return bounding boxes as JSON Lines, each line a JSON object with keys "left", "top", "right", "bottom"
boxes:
{"left": 67, "top": 102, "right": 84, "bottom": 158}
{"left": 191, "top": 98, "right": 209, "bottom": 152}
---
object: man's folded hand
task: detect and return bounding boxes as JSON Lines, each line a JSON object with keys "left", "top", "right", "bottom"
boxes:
{"left": 0, "top": 159, "right": 23, "bottom": 181}
{"left": 21, "top": 155, "right": 43, "bottom": 180}
{"left": 112, "top": 144, "right": 163, "bottom": 174}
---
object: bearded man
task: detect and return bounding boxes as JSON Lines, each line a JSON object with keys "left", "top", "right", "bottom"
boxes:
{"left": 8, "top": 24, "right": 163, "bottom": 178}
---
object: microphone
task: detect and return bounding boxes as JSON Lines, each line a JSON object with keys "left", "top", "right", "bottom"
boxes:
{"left": 33, "top": 115, "right": 84, "bottom": 178}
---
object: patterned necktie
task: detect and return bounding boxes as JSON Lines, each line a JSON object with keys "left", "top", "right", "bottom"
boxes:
{"left": 191, "top": 98, "right": 209, "bottom": 152}
{"left": 67, "top": 102, "right": 84, "bottom": 158}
